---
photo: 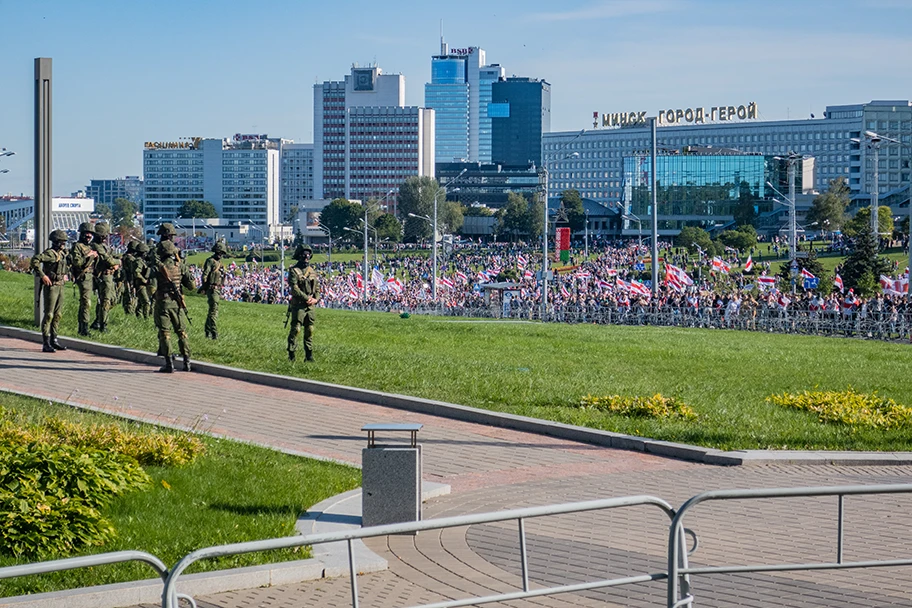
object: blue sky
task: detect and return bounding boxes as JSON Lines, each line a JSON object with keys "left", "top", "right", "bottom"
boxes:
{"left": 1, "top": 0, "right": 910, "bottom": 197}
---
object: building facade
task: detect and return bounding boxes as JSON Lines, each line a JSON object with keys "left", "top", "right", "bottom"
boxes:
{"left": 143, "top": 135, "right": 280, "bottom": 239}
{"left": 544, "top": 100, "right": 912, "bottom": 222}
{"left": 314, "top": 65, "right": 434, "bottom": 211}
{"left": 280, "top": 143, "right": 314, "bottom": 222}
{"left": 436, "top": 161, "right": 541, "bottom": 208}
{"left": 85, "top": 176, "right": 143, "bottom": 210}
{"left": 491, "top": 77, "right": 551, "bottom": 167}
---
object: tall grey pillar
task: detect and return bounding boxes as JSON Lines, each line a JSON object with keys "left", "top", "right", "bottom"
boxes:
{"left": 34, "top": 58, "right": 53, "bottom": 326}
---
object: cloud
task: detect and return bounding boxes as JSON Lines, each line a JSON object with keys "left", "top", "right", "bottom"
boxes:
{"left": 524, "top": 0, "right": 683, "bottom": 23}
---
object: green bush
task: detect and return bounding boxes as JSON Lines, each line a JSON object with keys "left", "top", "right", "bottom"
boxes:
{"left": 577, "top": 394, "right": 697, "bottom": 420}
{"left": 768, "top": 388, "right": 912, "bottom": 429}
{"left": 0, "top": 443, "right": 150, "bottom": 558}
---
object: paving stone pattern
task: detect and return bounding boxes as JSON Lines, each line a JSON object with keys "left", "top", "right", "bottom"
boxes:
{"left": 1, "top": 337, "right": 911, "bottom": 608}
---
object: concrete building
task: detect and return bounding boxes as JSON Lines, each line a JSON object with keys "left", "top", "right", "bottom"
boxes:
{"left": 280, "top": 143, "right": 314, "bottom": 223}
{"left": 85, "top": 176, "right": 143, "bottom": 210}
{"left": 142, "top": 135, "right": 280, "bottom": 240}
{"left": 491, "top": 77, "right": 551, "bottom": 167}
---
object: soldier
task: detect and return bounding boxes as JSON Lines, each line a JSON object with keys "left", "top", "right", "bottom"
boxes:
{"left": 90, "top": 222, "right": 121, "bottom": 333}
{"left": 150, "top": 223, "right": 178, "bottom": 296}
{"left": 200, "top": 241, "right": 228, "bottom": 339}
{"left": 120, "top": 240, "right": 137, "bottom": 315}
{"left": 68, "top": 222, "right": 98, "bottom": 336}
{"left": 154, "top": 240, "right": 195, "bottom": 373}
{"left": 133, "top": 241, "right": 153, "bottom": 319}
{"left": 286, "top": 244, "right": 321, "bottom": 362}
{"left": 30, "top": 230, "right": 70, "bottom": 352}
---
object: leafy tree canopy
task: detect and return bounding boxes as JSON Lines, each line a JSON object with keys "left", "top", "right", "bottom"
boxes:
{"left": 843, "top": 206, "right": 893, "bottom": 239}
{"left": 319, "top": 198, "right": 364, "bottom": 242}
{"left": 374, "top": 213, "right": 402, "bottom": 243}
{"left": 112, "top": 198, "right": 138, "bottom": 228}
{"left": 840, "top": 225, "right": 892, "bottom": 296}
{"left": 806, "top": 177, "right": 849, "bottom": 232}
{"left": 677, "top": 225, "right": 712, "bottom": 253}
{"left": 179, "top": 199, "right": 217, "bottom": 219}
{"left": 397, "top": 176, "right": 439, "bottom": 242}
{"left": 94, "top": 203, "right": 113, "bottom": 221}
{"left": 560, "top": 189, "right": 586, "bottom": 232}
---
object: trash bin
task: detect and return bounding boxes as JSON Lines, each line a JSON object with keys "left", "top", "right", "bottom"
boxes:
{"left": 361, "top": 423, "right": 423, "bottom": 529}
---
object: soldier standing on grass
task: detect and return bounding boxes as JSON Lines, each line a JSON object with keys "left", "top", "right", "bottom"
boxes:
{"left": 90, "top": 222, "right": 120, "bottom": 333}
{"left": 69, "top": 222, "right": 97, "bottom": 336}
{"left": 286, "top": 244, "right": 320, "bottom": 362}
{"left": 120, "top": 240, "right": 137, "bottom": 315}
{"left": 30, "top": 230, "right": 70, "bottom": 353}
{"left": 133, "top": 241, "right": 152, "bottom": 319}
{"left": 154, "top": 240, "right": 195, "bottom": 373}
{"left": 200, "top": 241, "right": 227, "bottom": 339}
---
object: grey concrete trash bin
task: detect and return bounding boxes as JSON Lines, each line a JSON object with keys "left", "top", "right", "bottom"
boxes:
{"left": 361, "top": 423, "right": 423, "bottom": 530}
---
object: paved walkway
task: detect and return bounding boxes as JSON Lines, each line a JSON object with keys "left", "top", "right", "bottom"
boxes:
{"left": 2, "top": 335, "right": 912, "bottom": 607}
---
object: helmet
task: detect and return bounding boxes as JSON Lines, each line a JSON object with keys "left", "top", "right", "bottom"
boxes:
{"left": 292, "top": 244, "right": 313, "bottom": 260}
{"left": 126, "top": 240, "right": 137, "bottom": 253}
{"left": 49, "top": 229, "right": 68, "bottom": 243}
{"left": 135, "top": 242, "right": 150, "bottom": 254}
{"left": 212, "top": 241, "right": 229, "bottom": 255}
{"left": 78, "top": 222, "right": 94, "bottom": 234}
{"left": 93, "top": 222, "right": 110, "bottom": 238}
{"left": 158, "top": 240, "right": 180, "bottom": 258}
{"left": 157, "top": 222, "right": 177, "bottom": 237}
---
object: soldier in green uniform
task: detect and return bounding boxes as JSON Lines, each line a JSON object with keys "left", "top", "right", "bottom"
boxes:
{"left": 200, "top": 241, "right": 227, "bottom": 339}
{"left": 30, "top": 230, "right": 70, "bottom": 352}
{"left": 133, "top": 242, "right": 152, "bottom": 319}
{"left": 120, "top": 240, "right": 137, "bottom": 315}
{"left": 150, "top": 223, "right": 178, "bottom": 297}
{"left": 286, "top": 244, "right": 321, "bottom": 362}
{"left": 68, "top": 222, "right": 98, "bottom": 336}
{"left": 154, "top": 240, "right": 195, "bottom": 373}
{"left": 90, "top": 222, "right": 120, "bottom": 333}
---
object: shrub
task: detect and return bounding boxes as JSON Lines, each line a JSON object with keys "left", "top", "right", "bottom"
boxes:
{"left": 768, "top": 388, "right": 912, "bottom": 429}
{"left": 0, "top": 443, "right": 150, "bottom": 558}
{"left": 578, "top": 394, "right": 697, "bottom": 420}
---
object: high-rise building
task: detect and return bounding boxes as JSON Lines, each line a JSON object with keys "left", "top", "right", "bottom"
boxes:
{"left": 143, "top": 135, "right": 279, "bottom": 238}
{"left": 491, "top": 77, "right": 551, "bottom": 167}
{"left": 85, "top": 176, "right": 144, "bottom": 210}
{"left": 424, "top": 41, "right": 503, "bottom": 164}
{"left": 314, "top": 65, "right": 434, "bottom": 212}
{"left": 280, "top": 143, "right": 314, "bottom": 222}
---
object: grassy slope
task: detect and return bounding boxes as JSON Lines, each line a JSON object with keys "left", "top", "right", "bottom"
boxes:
{"left": 1, "top": 270, "right": 911, "bottom": 451}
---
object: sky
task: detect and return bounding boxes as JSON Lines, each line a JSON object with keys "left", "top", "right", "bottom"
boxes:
{"left": 1, "top": 0, "right": 911, "bottom": 197}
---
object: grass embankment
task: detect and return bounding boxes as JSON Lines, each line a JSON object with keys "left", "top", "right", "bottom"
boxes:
{"left": 1, "top": 270, "right": 911, "bottom": 451}
{"left": 0, "top": 392, "right": 360, "bottom": 597}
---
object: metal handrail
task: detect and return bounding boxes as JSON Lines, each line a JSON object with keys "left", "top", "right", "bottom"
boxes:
{"left": 0, "top": 550, "right": 168, "bottom": 581}
{"left": 162, "top": 495, "right": 679, "bottom": 608}
{"left": 666, "top": 483, "right": 912, "bottom": 608}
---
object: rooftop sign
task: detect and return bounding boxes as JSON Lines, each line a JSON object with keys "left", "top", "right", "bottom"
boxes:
{"left": 144, "top": 137, "right": 202, "bottom": 150}
{"left": 593, "top": 102, "right": 758, "bottom": 128}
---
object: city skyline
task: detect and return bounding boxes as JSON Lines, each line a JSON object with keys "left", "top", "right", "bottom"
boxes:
{"left": 1, "top": 0, "right": 911, "bottom": 197}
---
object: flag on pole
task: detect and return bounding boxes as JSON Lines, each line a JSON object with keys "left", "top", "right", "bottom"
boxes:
{"left": 560, "top": 284, "right": 571, "bottom": 298}
{"left": 516, "top": 254, "right": 528, "bottom": 268}
{"left": 371, "top": 268, "right": 384, "bottom": 288}
{"left": 744, "top": 255, "right": 753, "bottom": 272}
{"left": 834, "top": 274, "right": 844, "bottom": 293}
{"left": 386, "top": 276, "right": 403, "bottom": 294}
{"left": 801, "top": 267, "right": 816, "bottom": 280}
{"left": 439, "top": 276, "right": 454, "bottom": 289}
{"left": 523, "top": 269, "right": 534, "bottom": 281}
{"left": 758, "top": 275, "right": 776, "bottom": 289}
{"left": 665, "top": 263, "right": 693, "bottom": 286}
{"left": 455, "top": 270, "right": 468, "bottom": 283}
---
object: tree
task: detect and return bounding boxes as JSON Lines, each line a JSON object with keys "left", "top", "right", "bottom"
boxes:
{"left": 375, "top": 213, "right": 402, "bottom": 243}
{"left": 717, "top": 224, "right": 757, "bottom": 252}
{"left": 397, "top": 176, "right": 438, "bottom": 242}
{"left": 319, "top": 198, "right": 363, "bottom": 242}
{"left": 560, "top": 189, "right": 586, "bottom": 233}
{"left": 438, "top": 200, "right": 464, "bottom": 235}
{"left": 777, "top": 247, "right": 826, "bottom": 289}
{"left": 285, "top": 205, "right": 300, "bottom": 224}
{"left": 840, "top": 225, "right": 892, "bottom": 296}
{"left": 94, "top": 203, "right": 112, "bottom": 221}
{"left": 112, "top": 198, "right": 137, "bottom": 228}
{"left": 463, "top": 204, "right": 494, "bottom": 217}
{"left": 677, "top": 226, "right": 712, "bottom": 253}
{"left": 499, "top": 192, "right": 532, "bottom": 240}
{"left": 179, "top": 199, "right": 217, "bottom": 219}
{"left": 843, "top": 206, "right": 893, "bottom": 239}
{"left": 806, "top": 177, "right": 849, "bottom": 233}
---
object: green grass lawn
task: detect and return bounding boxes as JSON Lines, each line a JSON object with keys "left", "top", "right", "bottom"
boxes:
{"left": 0, "top": 392, "right": 360, "bottom": 597}
{"left": 2, "top": 269, "right": 911, "bottom": 451}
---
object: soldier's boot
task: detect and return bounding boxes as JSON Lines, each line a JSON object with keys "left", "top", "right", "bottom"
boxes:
{"left": 288, "top": 350, "right": 296, "bottom": 362}
{"left": 50, "top": 335, "right": 67, "bottom": 351}
{"left": 304, "top": 348, "right": 314, "bottom": 362}
{"left": 90, "top": 320, "right": 101, "bottom": 330}
{"left": 211, "top": 332, "right": 218, "bottom": 340}
{"left": 182, "top": 357, "right": 192, "bottom": 372}
{"left": 158, "top": 357, "right": 174, "bottom": 373}
{"left": 78, "top": 322, "right": 90, "bottom": 337}
{"left": 42, "top": 337, "right": 56, "bottom": 353}
{"left": 100, "top": 323, "right": 109, "bottom": 334}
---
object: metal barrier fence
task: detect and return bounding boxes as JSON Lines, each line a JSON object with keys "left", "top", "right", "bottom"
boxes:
{"left": 4, "top": 484, "right": 912, "bottom": 607}
{"left": 323, "top": 300, "right": 912, "bottom": 341}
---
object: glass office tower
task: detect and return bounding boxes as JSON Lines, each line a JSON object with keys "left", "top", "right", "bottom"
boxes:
{"left": 426, "top": 57, "right": 470, "bottom": 163}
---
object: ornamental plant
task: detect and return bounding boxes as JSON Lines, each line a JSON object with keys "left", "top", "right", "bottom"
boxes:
{"left": 768, "top": 388, "right": 912, "bottom": 429}
{"left": 578, "top": 394, "right": 697, "bottom": 420}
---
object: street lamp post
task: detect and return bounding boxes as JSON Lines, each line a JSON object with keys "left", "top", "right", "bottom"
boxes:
{"left": 584, "top": 209, "right": 589, "bottom": 259}
{"left": 317, "top": 222, "right": 333, "bottom": 265}
{"left": 407, "top": 212, "right": 434, "bottom": 298}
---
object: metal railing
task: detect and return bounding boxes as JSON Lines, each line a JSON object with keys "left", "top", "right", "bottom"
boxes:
{"left": 161, "top": 495, "right": 683, "bottom": 608}
{"left": 667, "top": 484, "right": 912, "bottom": 608}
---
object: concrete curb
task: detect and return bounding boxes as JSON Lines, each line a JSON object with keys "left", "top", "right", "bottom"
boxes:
{"left": 4, "top": 324, "right": 912, "bottom": 466}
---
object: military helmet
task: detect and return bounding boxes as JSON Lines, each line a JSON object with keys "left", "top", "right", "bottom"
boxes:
{"left": 93, "top": 222, "right": 110, "bottom": 237}
{"left": 126, "top": 240, "right": 137, "bottom": 253}
{"left": 78, "top": 222, "right": 94, "bottom": 234}
{"left": 212, "top": 241, "right": 229, "bottom": 255}
{"left": 49, "top": 229, "right": 69, "bottom": 243}
{"left": 292, "top": 244, "right": 313, "bottom": 260}
{"left": 158, "top": 240, "right": 180, "bottom": 258}
{"left": 157, "top": 222, "right": 177, "bottom": 237}
{"left": 135, "top": 242, "right": 150, "bottom": 254}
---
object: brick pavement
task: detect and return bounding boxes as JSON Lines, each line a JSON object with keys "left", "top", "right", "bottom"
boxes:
{"left": 2, "top": 336, "right": 912, "bottom": 607}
